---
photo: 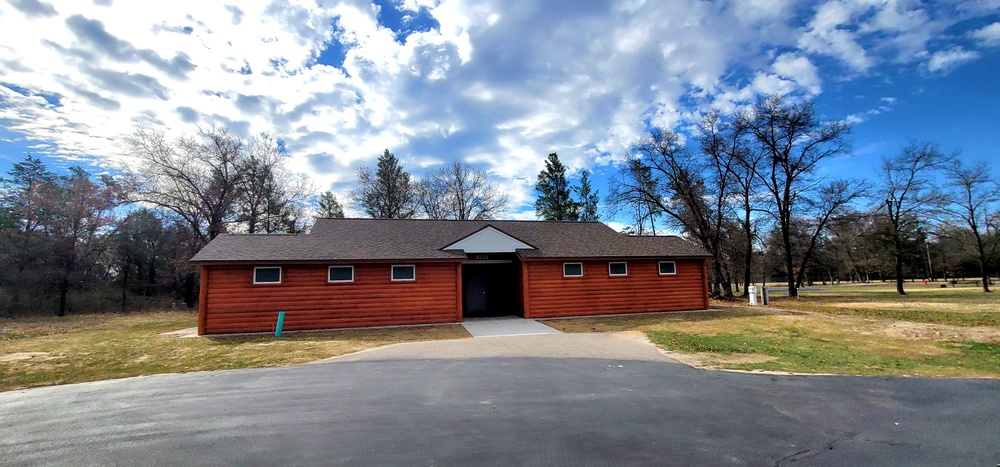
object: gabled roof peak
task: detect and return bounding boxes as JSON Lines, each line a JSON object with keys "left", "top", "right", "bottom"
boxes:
{"left": 442, "top": 225, "right": 536, "bottom": 253}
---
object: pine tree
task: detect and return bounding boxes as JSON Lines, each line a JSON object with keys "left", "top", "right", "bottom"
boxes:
{"left": 350, "top": 149, "right": 416, "bottom": 219}
{"left": 317, "top": 191, "right": 345, "bottom": 218}
{"left": 575, "top": 169, "right": 600, "bottom": 221}
{"left": 534, "top": 153, "right": 579, "bottom": 221}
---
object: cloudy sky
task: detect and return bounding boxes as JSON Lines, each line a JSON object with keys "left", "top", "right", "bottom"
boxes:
{"left": 1, "top": 0, "right": 998, "bottom": 221}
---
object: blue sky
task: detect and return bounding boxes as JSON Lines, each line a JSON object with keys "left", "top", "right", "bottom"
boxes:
{"left": 1, "top": 0, "right": 998, "bottom": 227}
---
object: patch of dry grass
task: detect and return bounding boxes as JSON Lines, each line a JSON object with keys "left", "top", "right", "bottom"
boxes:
{"left": 541, "top": 299, "right": 1000, "bottom": 377}
{"left": 0, "top": 312, "right": 470, "bottom": 391}
{"left": 766, "top": 283, "right": 1000, "bottom": 326}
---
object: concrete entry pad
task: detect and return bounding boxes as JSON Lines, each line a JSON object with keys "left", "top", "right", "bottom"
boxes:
{"left": 460, "top": 316, "right": 561, "bottom": 337}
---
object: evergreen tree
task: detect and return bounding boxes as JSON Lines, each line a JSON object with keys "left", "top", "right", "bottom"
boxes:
{"left": 534, "top": 153, "right": 579, "bottom": 221}
{"left": 575, "top": 169, "right": 600, "bottom": 221}
{"left": 2, "top": 155, "right": 57, "bottom": 233}
{"left": 350, "top": 149, "right": 416, "bottom": 219}
{"left": 317, "top": 191, "right": 345, "bottom": 218}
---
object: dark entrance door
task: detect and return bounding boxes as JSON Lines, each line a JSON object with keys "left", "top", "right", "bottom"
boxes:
{"left": 462, "top": 262, "right": 519, "bottom": 317}
{"left": 464, "top": 268, "right": 488, "bottom": 315}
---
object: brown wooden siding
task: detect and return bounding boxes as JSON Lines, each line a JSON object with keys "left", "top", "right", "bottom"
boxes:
{"left": 201, "top": 263, "right": 460, "bottom": 334}
{"left": 524, "top": 259, "right": 707, "bottom": 318}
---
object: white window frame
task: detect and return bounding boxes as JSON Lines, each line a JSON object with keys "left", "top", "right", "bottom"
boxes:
{"left": 658, "top": 261, "right": 677, "bottom": 275}
{"left": 253, "top": 266, "right": 282, "bottom": 284}
{"left": 327, "top": 265, "right": 354, "bottom": 283}
{"left": 563, "top": 262, "right": 584, "bottom": 277}
{"left": 609, "top": 261, "right": 628, "bottom": 276}
{"left": 391, "top": 264, "right": 416, "bottom": 282}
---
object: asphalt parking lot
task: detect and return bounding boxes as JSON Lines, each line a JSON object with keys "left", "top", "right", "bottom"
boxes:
{"left": 1, "top": 333, "right": 997, "bottom": 466}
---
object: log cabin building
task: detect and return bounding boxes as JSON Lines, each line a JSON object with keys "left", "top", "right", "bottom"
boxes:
{"left": 189, "top": 219, "right": 711, "bottom": 335}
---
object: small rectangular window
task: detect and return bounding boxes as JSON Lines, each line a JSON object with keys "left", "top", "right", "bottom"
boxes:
{"left": 391, "top": 265, "right": 415, "bottom": 281}
{"left": 253, "top": 266, "right": 281, "bottom": 284}
{"left": 658, "top": 261, "right": 677, "bottom": 275}
{"left": 609, "top": 262, "right": 628, "bottom": 276}
{"left": 328, "top": 266, "right": 354, "bottom": 283}
{"left": 563, "top": 262, "right": 583, "bottom": 277}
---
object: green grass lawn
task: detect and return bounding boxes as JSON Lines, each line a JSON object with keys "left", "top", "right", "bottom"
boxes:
{"left": 767, "top": 283, "right": 1000, "bottom": 326}
{"left": 543, "top": 284, "right": 1000, "bottom": 378}
{"left": 646, "top": 326, "right": 1000, "bottom": 377}
{"left": 0, "top": 312, "right": 470, "bottom": 392}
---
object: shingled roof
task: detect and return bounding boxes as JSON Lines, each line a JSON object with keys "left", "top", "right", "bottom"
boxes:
{"left": 189, "top": 218, "right": 709, "bottom": 264}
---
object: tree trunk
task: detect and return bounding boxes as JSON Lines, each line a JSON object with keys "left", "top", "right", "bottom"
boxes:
{"left": 781, "top": 217, "right": 797, "bottom": 298}
{"left": 711, "top": 257, "right": 733, "bottom": 298}
{"left": 121, "top": 265, "right": 129, "bottom": 314}
{"left": 147, "top": 259, "right": 157, "bottom": 297}
{"left": 183, "top": 272, "right": 197, "bottom": 308}
{"left": 57, "top": 277, "right": 69, "bottom": 317}
{"left": 894, "top": 233, "right": 906, "bottom": 295}
{"left": 740, "top": 247, "right": 752, "bottom": 297}
{"left": 979, "top": 253, "right": 991, "bottom": 293}
{"left": 972, "top": 233, "right": 992, "bottom": 293}
{"left": 741, "top": 211, "right": 753, "bottom": 298}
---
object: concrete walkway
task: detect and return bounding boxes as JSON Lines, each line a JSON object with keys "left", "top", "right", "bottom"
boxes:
{"left": 459, "top": 316, "right": 561, "bottom": 337}
{"left": 331, "top": 331, "right": 659, "bottom": 362}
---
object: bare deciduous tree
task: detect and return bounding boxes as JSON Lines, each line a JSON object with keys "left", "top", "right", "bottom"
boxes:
{"left": 608, "top": 128, "right": 736, "bottom": 297}
{"left": 124, "top": 126, "right": 310, "bottom": 241}
{"left": 702, "top": 109, "right": 766, "bottom": 297}
{"left": 742, "top": 94, "right": 853, "bottom": 298}
{"left": 417, "top": 161, "right": 509, "bottom": 220}
{"left": 123, "top": 126, "right": 246, "bottom": 245}
{"left": 943, "top": 159, "right": 999, "bottom": 292}
{"left": 877, "top": 141, "right": 951, "bottom": 295}
{"left": 415, "top": 174, "right": 451, "bottom": 220}
{"left": 792, "top": 179, "right": 866, "bottom": 289}
{"left": 237, "top": 135, "right": 313, "bottom": 234}
{"left": 607, "top": 157, "right": 660, "bottom": 234}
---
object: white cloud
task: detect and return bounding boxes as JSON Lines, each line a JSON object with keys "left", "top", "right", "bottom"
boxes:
{"left": 0, "top": 0, "right": 995, "bottom": 217}
{"left": 797, "top": 0, "right": 949, "bottom": 72}
{"left": 797, "top": 1, "right": 874, "bottom": 72}
{"left": 971, "top": 22, "right": 1000, "bottom": 47}
{"left": 730, "top": 0, "right": 795, "bottom": 25}
{"left": 927, "top": 47, "right": 980, "bottom": 73}
{"left": 605, "top": 221, "right": 628, "bottom": 233}
{"left": 772, "top": 53, "right": 822, "bottom": 95}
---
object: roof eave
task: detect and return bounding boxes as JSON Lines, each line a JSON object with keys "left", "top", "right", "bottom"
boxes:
{"left": 191, "top": 257, "right": 466, "bottom": 266}
{"left": 516, "top": 254, "right": 712, "bottom": 261}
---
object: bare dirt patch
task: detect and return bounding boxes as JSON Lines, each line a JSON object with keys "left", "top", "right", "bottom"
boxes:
{"left": 0, "top": 352, "right": 50, "bottom": 363}
{"left": 659, "top": 349, "right": 777, "bottom": 370}
{"left": 829, "top": 301, "right": 998, "bottom": 313}
{"left": 865, "top": 320, "right": 1000, "bottom": 343}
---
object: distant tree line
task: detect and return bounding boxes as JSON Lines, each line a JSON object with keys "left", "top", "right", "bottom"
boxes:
{"left": 3, "top": 94, "right": 997, "bottom": 316}
{"left": 0, "top": 134, "right": 515, "bottom": 316}
{"left": 0, "top": 127, "right": 316, "bottom": 317}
